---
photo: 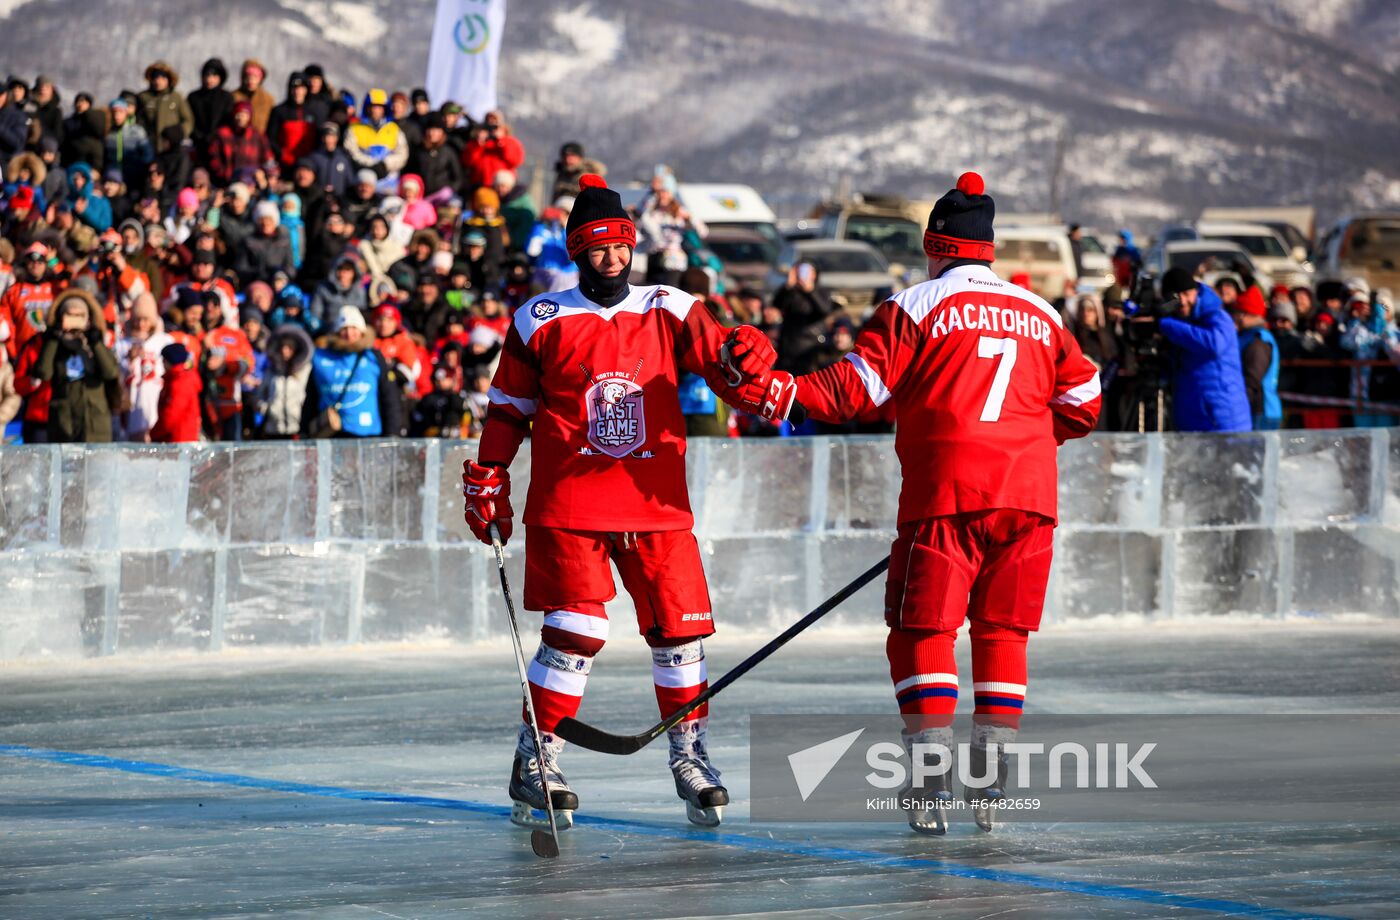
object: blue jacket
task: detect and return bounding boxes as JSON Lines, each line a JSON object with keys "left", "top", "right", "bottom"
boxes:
{"left": 1237, "top": 326, "right": 1281, "bottom": 423}
{"left": 678, "top": 372, "right": 718, "bottom": 416}
{"left": 1158, "top": 283, "right": 1252, "bottom": 432}
{"left": 525, "top": 221, "right": 572, "bottom": 271}
{"left": 67, "top": 163, "right": 112, "bottom": 233}
{"left": 309, "top": 343, "right": 387, "bottom": 436}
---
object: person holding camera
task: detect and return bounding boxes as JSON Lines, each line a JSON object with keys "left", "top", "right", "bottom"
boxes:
{"left": 460, "top": 110, "right": 524, "bottom": 193}
{"left": 91, "top": 228, "right": 150, "bottom": 330}
{"left": 1156, "top": 266, "right": 1251, "bottom": 433}
{"left": 34, "top": 288, "right": 119, "bottom": 442}
{"left": 773, "top": 261, "right": 836, "bottom": 375}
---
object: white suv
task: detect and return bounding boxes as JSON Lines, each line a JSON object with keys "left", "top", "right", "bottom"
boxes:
{"left": 1195, "top": 221, "right": 1312, "bottom": 288}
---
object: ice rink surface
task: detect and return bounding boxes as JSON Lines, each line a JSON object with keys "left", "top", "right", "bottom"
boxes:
{"left": 3, "top": 622, "right": 1399, "bottom": 919}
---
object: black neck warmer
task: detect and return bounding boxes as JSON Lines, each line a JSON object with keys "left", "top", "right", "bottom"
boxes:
{"left": 576, "top": 255, "right": 632, "bottom": 307}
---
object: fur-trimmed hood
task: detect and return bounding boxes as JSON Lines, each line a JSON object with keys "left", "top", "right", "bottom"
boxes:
{"left": 144, "top": 60, "right": 179, "bottom": 89}
{"left": 5, "top": 151, "right": 45, "bottom": 186}
{"left": 47, "top": 287, "right": 106, "bottom": 333}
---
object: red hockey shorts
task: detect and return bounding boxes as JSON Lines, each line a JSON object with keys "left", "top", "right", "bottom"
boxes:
{"left": 523, "top": 526, "right": 714, "bottom": 645}
{"left": 885, "top": 509, "right": 1055, "bottom": 632}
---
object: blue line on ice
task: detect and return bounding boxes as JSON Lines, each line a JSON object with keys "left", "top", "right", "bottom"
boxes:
{"left": 0, "top": 743, "right": 1341, "bottom": 920}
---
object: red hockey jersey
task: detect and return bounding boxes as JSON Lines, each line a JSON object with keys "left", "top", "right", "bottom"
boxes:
{"left": 481, "top": 284, "right": 734, "bottom": 531}
{"left": 798, "top": 264, "right": 1101, "bottom": 524}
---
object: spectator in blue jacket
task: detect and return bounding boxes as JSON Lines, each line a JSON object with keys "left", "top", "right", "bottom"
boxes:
{"left": 301, "top": 306, "right": 402, "bottom": 437}
{"left": 66, "top": 162, "right": 113, "bottom": 233}
{"left": 525, "top": 203, "right": 576, "bottom": 292}
{"left": 1157, "top": 267, "right": 1252, "bottom": 433}
{"left": 1231, "top": 286, "right": 1282, "bottom": 430}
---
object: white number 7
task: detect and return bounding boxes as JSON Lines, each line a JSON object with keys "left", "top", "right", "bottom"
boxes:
{"left": 976, "top": 336, "right": 1018, "bottom": 422}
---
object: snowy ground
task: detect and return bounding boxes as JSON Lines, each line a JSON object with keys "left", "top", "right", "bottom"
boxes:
{"left": 3, "top": 623, "right": 1398, "bottom": 918}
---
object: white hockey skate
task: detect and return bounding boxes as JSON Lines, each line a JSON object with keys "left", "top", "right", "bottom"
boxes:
{"left": 507, "top": 726, "right": 577, "bottom": 831}
{"left": 901, "top": 728, "right": 954, "bottom": 836}
{"left": 669, "top": 720, "right": 728, "bottom": 827}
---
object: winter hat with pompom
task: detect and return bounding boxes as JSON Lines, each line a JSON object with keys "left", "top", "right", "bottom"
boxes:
{"left": 924, "top": 171, "right": 996, "bottom": 263}
{"left": 564, "top": 174, "right": 635, "bottom": 260}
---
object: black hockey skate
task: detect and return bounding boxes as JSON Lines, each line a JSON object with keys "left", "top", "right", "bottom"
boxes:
{"left": 964, "top": 743, "right": 1010, "bottom": 832}
{"left": 669, "top": 721, "right": 728, "bottom": 827}
{"left": 508, "top": 728, "right": 577, "bottom": 831}
{"left": 902, "top": 729, "right": 954, "bottom": 836}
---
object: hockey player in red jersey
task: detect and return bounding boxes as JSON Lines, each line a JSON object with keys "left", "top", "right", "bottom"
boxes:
{"left": 461, "top": 175, "right": 772, "bottom": 830}
{"left": 725, "top": 173, "right": 1101, "bottom": 834}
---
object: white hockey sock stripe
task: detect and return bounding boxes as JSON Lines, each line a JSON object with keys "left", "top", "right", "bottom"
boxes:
{"left": 653, "top": 658, "right": 708, "bottom": 689}
{"left": 527, "top": 658, "right": 589, "bottom": 696}
{"left": 893, "top": 672, "right": 960, "bottom": 694}
{"left": 972, "top": 681, "right": 1027, "bottom": 695}
{"left": 542, "top": 609, "right": 610, "bottom": 641}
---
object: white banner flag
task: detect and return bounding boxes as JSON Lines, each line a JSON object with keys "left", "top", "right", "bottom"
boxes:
{"left": 425, "top": 0, "right": 507, "bottom": 122}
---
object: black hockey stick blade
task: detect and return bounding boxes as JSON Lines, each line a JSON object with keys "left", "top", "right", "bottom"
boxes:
{"left": 556, "top": 554, "right": 890, "bottom": 755}
{"left": 553, "top": 714, "right": 651, "bottom": 755}
{"left": 530, "top": 828, "right": 560, "bottom": 859}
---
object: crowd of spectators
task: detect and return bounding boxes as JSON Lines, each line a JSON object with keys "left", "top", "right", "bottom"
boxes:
{"left": 0, "top": 59, "right": 628, "bottom": 443}
{"left": 1058, "top": 236, "right": 1398, "bottom": 432}
{"left": 0, "top": 60, "right": 1395, "bottom": 444}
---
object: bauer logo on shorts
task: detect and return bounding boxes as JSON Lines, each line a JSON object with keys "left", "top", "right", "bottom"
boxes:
{"left": 586, "top": 375, "right": 646, "bottom": 458}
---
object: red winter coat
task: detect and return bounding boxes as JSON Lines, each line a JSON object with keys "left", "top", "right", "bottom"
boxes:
{"left": 13, "top": 334, "right": 51, "bottom": 424}
{"left": 460, "top": 135, "right": 525, "bottom": 189}
{"left": 209, "top": 125, "right": 274, "bottom": 185}
{"left": 150, "top": 360, "right": 202, "bottom": 442}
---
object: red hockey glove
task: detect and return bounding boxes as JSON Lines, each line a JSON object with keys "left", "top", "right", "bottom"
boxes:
{"left": 718, "top": 325, "right": 777, "bottom": 387}
{"left": 462, "top": 460, "right": 513, "bottom": 545}
{"left": 737, "top": 369, "right": 799, "bottom": 423}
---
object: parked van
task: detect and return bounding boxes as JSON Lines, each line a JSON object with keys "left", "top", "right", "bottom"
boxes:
{"left": 1315, "top": 213, "right": 1400, "bottom": 294}
{"left": 992, "top": 226, "right": 1077, "bottom": 300}
{"left": 618, "top": 182, "right": 780, "bottom": 284}
{"left": 677, "top": 183, "right": 782, "bottom": 254}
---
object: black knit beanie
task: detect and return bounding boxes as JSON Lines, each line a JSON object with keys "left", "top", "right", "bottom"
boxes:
{"left": 924, "top": 172, "right": 996, "bottom": 263}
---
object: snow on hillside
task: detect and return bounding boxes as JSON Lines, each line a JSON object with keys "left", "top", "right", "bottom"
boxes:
{"left": 0, "top": 0, "right": 1396, "bottom": 227}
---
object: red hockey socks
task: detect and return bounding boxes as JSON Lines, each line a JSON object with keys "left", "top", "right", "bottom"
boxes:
{"left": 651, "top": 638, "right": 708, "bottom": 725}
{"left": 524, "top": 606, "right": 609, "bottom": 735}
{"left": 970, "top": 620, "right": 1028, "bottom": 735}
{"left": 886, "top": 627, "right": 958, "bottom": 734}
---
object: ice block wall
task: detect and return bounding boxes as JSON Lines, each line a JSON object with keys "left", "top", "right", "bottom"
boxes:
{"left": 1, "top": 431, "right": 1397, "bottom": 659}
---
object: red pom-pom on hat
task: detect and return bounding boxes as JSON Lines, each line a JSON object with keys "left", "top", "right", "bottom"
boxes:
{"left": 956, "top": 171, "right": 984, "bottom": 196}
{"left": 578, "top": 173, "right": 607, "bottom": 190}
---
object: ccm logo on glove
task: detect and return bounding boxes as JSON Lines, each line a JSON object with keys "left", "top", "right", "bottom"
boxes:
{"left": 462, "top": 461, "right": 514, "bottom": 545}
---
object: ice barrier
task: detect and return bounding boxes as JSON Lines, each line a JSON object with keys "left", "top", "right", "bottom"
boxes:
{"left": 1, "top": 431, "right": 1397, "bottom": 659}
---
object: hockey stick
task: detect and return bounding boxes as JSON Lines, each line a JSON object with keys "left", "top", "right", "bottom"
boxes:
{"left": 555, "top": 554, "right": 890, "bottom": 755}
{"left": 489, "top": 525, "right": 560, "bottom": 859}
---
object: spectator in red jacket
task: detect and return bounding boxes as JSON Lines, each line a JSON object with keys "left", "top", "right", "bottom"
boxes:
{"left": 459, "top": 110, "right": 524, "bottom": 191}
{"left": 209, "top": 102, "right": 273, "bottom": 185}
{"left": 267, "top": 72, "right": 318, "bottom": 170}
{"left": 150, "top": 341, "right": 201, "bottom": 442}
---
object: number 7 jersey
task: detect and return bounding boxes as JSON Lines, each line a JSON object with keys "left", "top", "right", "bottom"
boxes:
{"left": 795, "top": 264, "right": 1101, "bottom": 524}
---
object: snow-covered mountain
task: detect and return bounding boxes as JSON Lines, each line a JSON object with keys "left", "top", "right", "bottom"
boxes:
{"left": 2, "top": 0, "right": 1397, "bottom": 227}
